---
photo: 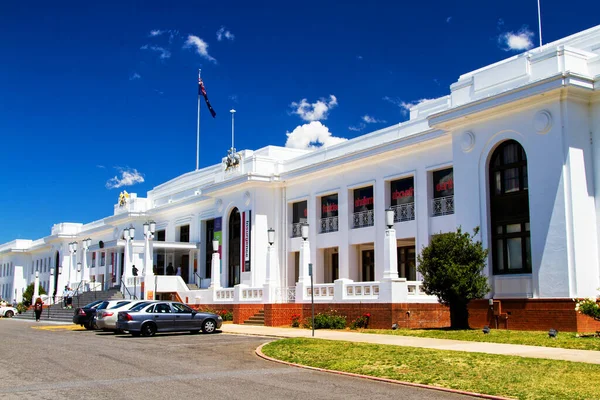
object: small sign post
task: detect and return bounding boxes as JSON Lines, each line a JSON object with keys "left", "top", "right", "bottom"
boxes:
{"left": 309, "top": 263, "right": 314, "bottom": 337}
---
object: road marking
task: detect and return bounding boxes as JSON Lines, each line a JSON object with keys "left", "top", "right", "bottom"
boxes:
{"left": 31, "top": 325, "right": 85, "bottom": 331}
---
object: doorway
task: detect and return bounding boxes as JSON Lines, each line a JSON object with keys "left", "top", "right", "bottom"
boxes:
{"left": 361, "top": 249, "right": 375, "bottom": 281}
{"left": 228, "top": 208, "right": 241, "bottom": 287}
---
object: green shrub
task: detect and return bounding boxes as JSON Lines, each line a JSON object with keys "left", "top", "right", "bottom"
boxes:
{"left": 350, "top": 313, "right": 371, "bottom": 330}
{"left": 16, "top": 303, "right": 28, "bottom": 314}
{"left": 22, "top": 283, "right": 47, "bottom": 307}
{"left": 303, "top": 308, "right": 347, "bottom": 329}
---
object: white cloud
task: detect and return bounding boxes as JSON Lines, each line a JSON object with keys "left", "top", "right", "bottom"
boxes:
{"left": 140, "top": 44, "right": 171, "bottom": 59}
{"left": 96, "top": 165, "right": 106, "bottom": 169}
{"left": 362, "top": 115, "right": 386, "bottom": 124}
{"left": 149, "top": 29, "right": 163, "bottom": 37}
{"left": 229, "top": 94, "right": 238, "bottom": 103}
{"left": 498, "top": 27, "right": 535, "bottom": 51}
{"left": 383, "top": 96, "right": 432, "bottom": 115}
{"left": 183, "top": 35, "right": 217, "bottom": 63}
{"left": 357, "top": 55, "right": 363, "bottom": 60}
{"left": 290, "top": 95, "right": 338, "bottom": 122}
{"left": 285, "top": 121, "right": 347, "bottom": 150}
{"left": 105, "top": 168, "right": 145, "bottom": 189}
{"left": 129, "top": 72, "right": 141, "bottom": 80}
{"left": 446, "top": 16, "right": 452, "bottom": 23}
{"left": 348, "top": 123, "right": 366, "bottom": 132}
{"left": 216, "top": 26, "right": 235, "bottom": 41}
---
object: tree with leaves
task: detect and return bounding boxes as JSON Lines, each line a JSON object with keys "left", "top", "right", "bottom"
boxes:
{"left": 417, "top": 227, "right": 490, "bottom": 329}
{"left": 22, "top": 283, "right": 47, "bottom": 307}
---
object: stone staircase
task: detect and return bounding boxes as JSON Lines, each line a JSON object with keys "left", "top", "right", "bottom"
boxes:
{"left": 243, "top": 310, "right": 265, "bottom": 326}
{"left": 186, "top": 283, "right": 199, "bottom": 290}
{"left": 14, "top": 288, "right": 124, "bottom": 323}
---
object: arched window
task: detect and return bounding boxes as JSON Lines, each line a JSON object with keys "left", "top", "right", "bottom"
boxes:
{"left": 489, "top": 140, "right": 531, "bottom": 274}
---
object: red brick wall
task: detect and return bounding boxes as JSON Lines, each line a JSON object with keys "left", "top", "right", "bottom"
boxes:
{"left": 264, "top": 303, "right": 449, "bottom": 329}
{"left": 264, "top": 303, "right": 303, "bottom": 327}
{"left": 468, "top": 299, "right": 600, "bottom": 332}
{"left": 187, "top": 304, "right": 233, "bottom": 314}
{"left": 233, "top": 304, "right": 264, "bottom": 324}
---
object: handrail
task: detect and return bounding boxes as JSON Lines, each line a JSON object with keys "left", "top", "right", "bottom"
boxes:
{"left": 74, "top": 280, "right": 84, "bottom": 308}
{"left": 194, "top": 272, "right": 203, "bottom": 289}
{"left": 120, "top": 278, "right": 134, "bottom": 300}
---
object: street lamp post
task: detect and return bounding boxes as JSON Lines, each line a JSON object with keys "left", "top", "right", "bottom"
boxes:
{"left": 122, "top": 225, "right": 135, "bottom": 292}
{"left": 69, "top": 241, "right": 77, "bottom": 287}
{"left": 48, "top": 268, "right": 54, "bottom": 318}
{"left": 210, "top": 239, "right": 221, "bottom": 289}
{"left": 383, "top": 208, "right": 399, "bottom": 281}
{"left": 143, "top": 221, "right": 156, "bottom": 300}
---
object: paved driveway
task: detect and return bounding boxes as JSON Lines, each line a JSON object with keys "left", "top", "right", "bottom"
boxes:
{"left": 0, "top": 319, "right": 472, "bottom": 400}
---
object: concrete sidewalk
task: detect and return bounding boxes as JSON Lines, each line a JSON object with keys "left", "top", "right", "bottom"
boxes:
{"left": 221, "top": 324, "right": 600, "bottom": 365}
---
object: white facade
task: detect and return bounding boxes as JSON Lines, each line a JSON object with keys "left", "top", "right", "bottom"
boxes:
{"left": 2, "top": 25, "right": 600, "bottom": 306}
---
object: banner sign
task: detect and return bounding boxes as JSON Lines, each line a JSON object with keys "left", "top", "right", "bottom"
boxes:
{"left": 214, "top": 217, "right": 222, "bottom": 273}
{"left": 242, "top": 210, "right": 251, "bottom": 272}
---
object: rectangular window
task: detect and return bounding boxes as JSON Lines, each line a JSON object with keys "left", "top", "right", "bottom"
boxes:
{"left": 100, "top": 252, "right": 106, "bottom": 267}
{"left": 156, "top": 230, "right": 166, "bottom": 242}
{"left": 179, "top": 225, "right": 190, "bottom": 242}
{"left": 292, "top": 201, "right": 308, "bottom": 223}
{"left": 390, "top": 177, "right": 414, "bottom": 205}
{"left": 91, "top": 253, "right": 96, "bottom": 268}
{"left": 321, "top": 194, "right": 338, "bottom": 218}
{"left": 432, "top": 168, "right": 454, "bottom": 198}
{"left": 353, "top": 186, "right": 374, "bottom": 212}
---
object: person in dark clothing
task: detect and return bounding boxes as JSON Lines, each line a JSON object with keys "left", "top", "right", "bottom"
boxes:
{"left": 33, "top": 297, "right": 43, "bottom": 322}
{"left": 166, "top": 263, "right": 175, "bottom": 275}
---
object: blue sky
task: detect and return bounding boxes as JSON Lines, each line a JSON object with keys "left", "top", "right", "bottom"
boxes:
{"left": 0, "top": 0, "right": 597, "bottom": 243}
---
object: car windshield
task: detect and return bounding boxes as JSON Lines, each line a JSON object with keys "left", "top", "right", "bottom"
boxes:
{"left": 110, "top": 301, "right": 131, "bottom": 309}
{"left": 83, "top": 300, "right": 103, "bottom": 309}
{"left": 96, "top": 301, "right": 110, "bottom": 310}
{"left": 129, "top": 302, "right": 151, "bottom": 312}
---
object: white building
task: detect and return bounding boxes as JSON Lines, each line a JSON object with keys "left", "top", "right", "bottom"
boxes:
{"left": 2, "top": 25, "right": 600, "bottom": 329}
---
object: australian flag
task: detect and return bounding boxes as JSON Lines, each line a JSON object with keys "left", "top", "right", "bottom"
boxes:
{"left": 198, "top": 78, "right": 217, "bottom": 118}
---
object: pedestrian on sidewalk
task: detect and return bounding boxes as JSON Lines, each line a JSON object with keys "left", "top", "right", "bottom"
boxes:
{"left": 33, "top": 297, "right": 43, "bottom": 322}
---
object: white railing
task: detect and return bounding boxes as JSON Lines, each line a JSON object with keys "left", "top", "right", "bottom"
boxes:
{"left": 391, "top": 202, "right": 415, "bottom": 222}
{"left": 274, "top": 287, "right": 296, "bottom": 302}
{"left": 241, "top": 287, "right": 263, "bottom": 301}
{"left": 345, "top": 282, "right": 379, "bottom": 299}
{"left": 307, "top": 284, "right": 335, "bottom": 299}
{"left": 352, "top": 209, "right": 374, "bottom": 228}
{"left": 320, "top": 216, "right": 339, "bottom": 233}
{"left": 215, "top": 288, "right": 235, "bottom": 301}
{"left": 432, "top": 195, "right": 454, "bottom": 216}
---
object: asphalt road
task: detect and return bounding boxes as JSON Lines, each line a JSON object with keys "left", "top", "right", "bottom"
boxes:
{"left": 0, "top": 319, "right": 473, "bottom": 400}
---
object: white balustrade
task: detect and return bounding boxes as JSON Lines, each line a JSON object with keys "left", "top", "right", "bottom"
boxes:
{"left": 431, "top": 195, "right": 454, "bottom": 217}
{"left": 274, "top": 287, "right": 296, "bottom": 303}
{"left": 306, "top": 283, "right": 335, "bottom": 299}
{"left": 345, "top": 282, "right": 380, "bottom": 299}
{"left": 391, "top": 202, "right": 415, "bottom": 222}
{"left": 215, "top": 288, "right": 235, "bottom": 301}
{"left": 352, "top": 209, "right": 374, "bottom": 228}
{"left": 241, "top": 287, "right": 263, "bottom": 301}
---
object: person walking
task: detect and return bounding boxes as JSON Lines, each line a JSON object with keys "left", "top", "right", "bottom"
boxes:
{"left": 33, "top": 297, "right": 43, "bottom": 322}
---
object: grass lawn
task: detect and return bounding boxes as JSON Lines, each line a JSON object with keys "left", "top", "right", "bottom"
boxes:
{"left": 262, "top": 338, "right": 600, "bottom": 400}
{"left": 360, "top": 328, "right": 600, "bottom": 351}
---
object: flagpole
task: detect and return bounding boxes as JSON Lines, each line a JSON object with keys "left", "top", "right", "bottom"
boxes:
{"left": 196, "top": 69, "right": 201, "bottom": 170}
{"left": 230, "top": 109, "right": 236, "bottom": 153}
{"left": 537, "top": 0, "right": 543, "bottom": 47}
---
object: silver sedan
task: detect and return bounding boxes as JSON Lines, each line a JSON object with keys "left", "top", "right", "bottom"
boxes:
{"left": 116, "top": 301, "right": 222, "bottom": 337}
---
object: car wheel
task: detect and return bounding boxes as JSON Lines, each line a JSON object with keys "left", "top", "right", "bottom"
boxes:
{"left": 5, "top": 310, "right": 14, "bottom": 318}
{"left": 141, "top": 323, "right": 156, "bottom": 337}
{"left": 190, "top": 330, "right": 200, "bottom": 334}
{"left": 83, "top": 321, "right": 94, "bottom": 330}
{"left": 92, "top": 320, "right": 99, "bottom": 330}
{"left": 201, "top": 319, "right": 217, "bottom": 334}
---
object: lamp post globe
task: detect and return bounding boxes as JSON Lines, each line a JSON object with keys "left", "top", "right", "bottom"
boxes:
{"left": 301, "top": 223, "right": 309, "bottom": 241}
{"left": 385, "top": 208, "right": 394, "bottom": 229}
{"left": 267, "top": 228, "right": 275, "bottom": 246}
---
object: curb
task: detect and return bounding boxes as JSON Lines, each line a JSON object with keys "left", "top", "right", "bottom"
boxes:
{"left": 255, "top": 342, "right": 514, "bottom": 400}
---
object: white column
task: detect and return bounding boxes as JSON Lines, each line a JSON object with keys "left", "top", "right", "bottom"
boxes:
{"left": 383, "top": 228, "right": 399, "bottom": 280}
{"left": 33, "top": 272, "right": 40, "bottom": 303}
{"left": 144, "top": 236, "right": 154, "bottom": 300}
{"left": 123, "top": 239, "right": 131, "bottom": 280}
{"left": 263, "top": 245, "right": 278, "bottom": 303}
{"left": 298, "top": 240, "right": 310, "bottom": 284}
{"left": 82, "top": 249, "right": 90, "bottom": 283}
{"left": 210, "top": 252, "right": 221, "bottom": 289}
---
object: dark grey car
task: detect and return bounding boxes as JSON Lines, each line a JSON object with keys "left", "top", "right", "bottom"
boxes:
{"left": 116, "top": 301, "right": 222, "bottom": 337}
